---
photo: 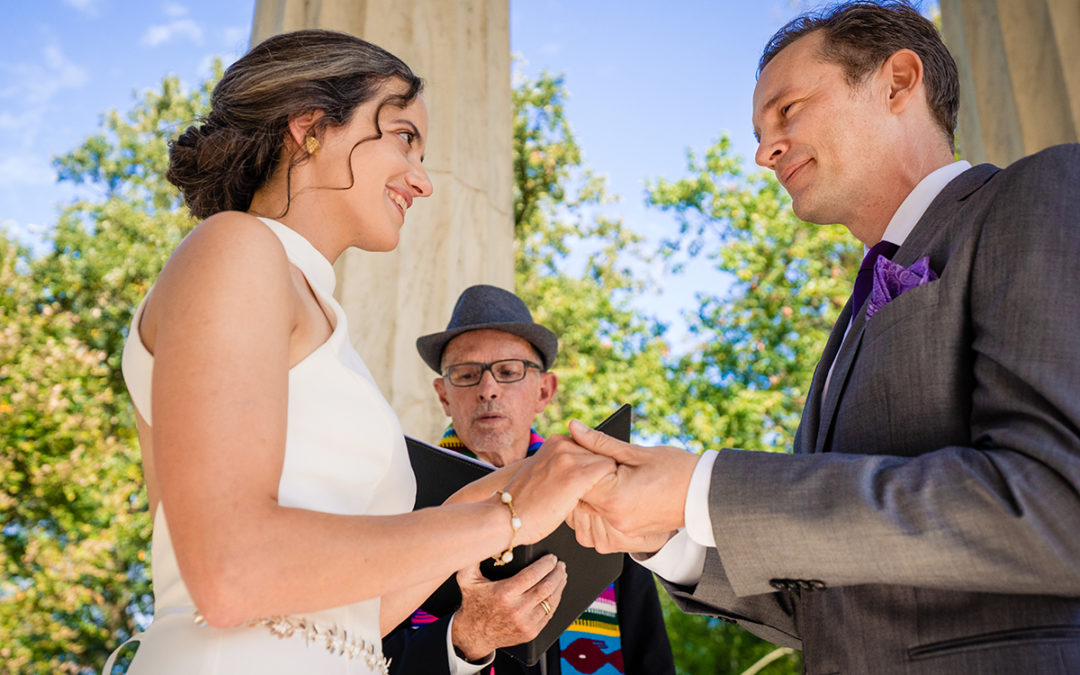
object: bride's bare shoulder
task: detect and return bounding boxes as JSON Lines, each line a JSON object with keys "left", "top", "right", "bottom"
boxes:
{"left": 143, "top": 212, "right": 294, "bottom": 331}
{"left": 157, "top": 212, "right": 290, "bottom": 283}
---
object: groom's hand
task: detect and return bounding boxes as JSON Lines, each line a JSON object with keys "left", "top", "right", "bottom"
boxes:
{"left": 567, "top": 419, "right": 699, "bottom": 539}
{"left": 567, "top": 504, "right": 677, "bottom": 555}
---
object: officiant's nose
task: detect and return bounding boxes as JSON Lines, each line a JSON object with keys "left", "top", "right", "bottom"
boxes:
{"left": 477, "top": 371, "right": 501, "bottom": 399}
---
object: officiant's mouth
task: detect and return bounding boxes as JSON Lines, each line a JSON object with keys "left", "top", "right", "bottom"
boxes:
{"left": 473, "top": 412, "right": 507, "bottom": 425}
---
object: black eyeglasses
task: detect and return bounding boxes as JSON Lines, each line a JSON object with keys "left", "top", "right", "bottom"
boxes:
{"left": 442, "top": 359, "right": 543, "bottom": 387}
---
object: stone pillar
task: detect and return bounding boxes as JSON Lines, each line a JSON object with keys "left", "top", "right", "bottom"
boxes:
{"left": 940, "top": 0, "right": 1079, "bottom": 167}
{"left": 252, "top": 0, "right": 514, "bottom": 441}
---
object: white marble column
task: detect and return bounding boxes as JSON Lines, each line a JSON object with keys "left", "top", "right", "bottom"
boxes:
{"left": 252, "top": 0, "right": 513, "bottom": 441}
{"left": 941, "top": 0, "right": 1079, "bottom": 167}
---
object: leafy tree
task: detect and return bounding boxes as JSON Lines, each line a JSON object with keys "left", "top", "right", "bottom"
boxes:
{"left": 659, "top": 592, "right": 797, "bottom": 675}
{"left": 511, "top": 71, "right": 680, "bottom": 441}
{"left": 512, "top": 73, "right": 805, "bottom": 674}
{"left": 643, "top": 135, "right": 863, "bottom": 673}
{"left": 0, "top": 234, "right": 146, "bottom": 674}
{"left": 0, "top": 70, "right": 214, "bottom": 672}
{"left": 648, "top": 135, "right": 861, "bottom": 454}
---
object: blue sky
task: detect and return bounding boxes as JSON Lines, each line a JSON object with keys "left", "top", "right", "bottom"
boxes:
{"left": 0, "top": 1, "right": 931, "bottom": 339}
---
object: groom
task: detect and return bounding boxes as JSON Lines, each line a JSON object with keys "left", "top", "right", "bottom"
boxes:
{"left": 561, "top": 2, "right": 1080, "bottom": 673}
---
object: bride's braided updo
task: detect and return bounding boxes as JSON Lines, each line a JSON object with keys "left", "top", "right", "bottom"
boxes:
{"left": 166, "top": 29, "right": 422, "bottom": 219}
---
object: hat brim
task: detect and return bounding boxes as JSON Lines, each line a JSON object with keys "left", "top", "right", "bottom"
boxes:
{"left": 416, "top": 321, "right": 558, "bottom": 373}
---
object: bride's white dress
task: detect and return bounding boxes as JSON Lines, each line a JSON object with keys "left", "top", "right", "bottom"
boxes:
{"left": 109, "top": 217, "right": 415, "bottom": 673}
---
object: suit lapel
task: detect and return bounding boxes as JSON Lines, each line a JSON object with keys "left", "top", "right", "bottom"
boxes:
{"left": 814, "top": 299, "right": 869, "bottom": 453}
{"left": 809, "top": 163, "right": 999, "bottom": 455}
{"left": 893, "top": 163, "right": 999, "bottom": 268}
{"left": 797, "top": 301, "right": 851, "bottom": 454}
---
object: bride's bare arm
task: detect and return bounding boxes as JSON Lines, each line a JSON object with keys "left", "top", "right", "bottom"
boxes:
{"left": 144, "top": 213, "right": 612, "bottom": 629}
{"left": 377, "top": 456, "right": 572, "bottom": 633}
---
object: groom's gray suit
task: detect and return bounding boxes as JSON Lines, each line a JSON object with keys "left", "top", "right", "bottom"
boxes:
{"left": 665, "top": 144, "right": 1080, "bottom": 674}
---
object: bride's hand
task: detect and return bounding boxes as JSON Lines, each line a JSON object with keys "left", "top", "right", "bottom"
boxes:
{"left": 497, "top": 433, "right": 615, "bottom": 545}
{"left": 443, "top": 461, "right": 524, "bottom": 506}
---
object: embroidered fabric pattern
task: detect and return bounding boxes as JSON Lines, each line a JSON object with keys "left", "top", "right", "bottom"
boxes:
{"left": 193, "top": 611, "right": 390, "bottom": 673}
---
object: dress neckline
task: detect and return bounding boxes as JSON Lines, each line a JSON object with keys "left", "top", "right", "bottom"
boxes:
{"left": 256, "top": 217, "right": 337, "bottom": 299}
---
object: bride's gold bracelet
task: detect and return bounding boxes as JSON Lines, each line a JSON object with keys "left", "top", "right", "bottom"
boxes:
{"left": 491, "top": 490, "right": 521, "bottom": 566}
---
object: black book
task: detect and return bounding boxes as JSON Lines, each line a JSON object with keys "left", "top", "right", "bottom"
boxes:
{"left": 404, "top": 404, "right": 631, "bottom": 666}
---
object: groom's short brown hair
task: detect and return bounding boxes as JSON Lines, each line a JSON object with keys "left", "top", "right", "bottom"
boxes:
{"left": 758, "top": 1, "right": 959, "bottom": 151}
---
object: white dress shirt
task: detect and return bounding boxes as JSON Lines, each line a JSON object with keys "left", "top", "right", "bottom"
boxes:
{"left": 639, "top": 160, "right": 971, "bottom": 585}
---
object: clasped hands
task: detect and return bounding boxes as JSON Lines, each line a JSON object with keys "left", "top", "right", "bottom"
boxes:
{"left": 553, "top": 419, "right": 699, "bottom": 555}
{"left": 453, "top": 418, "right": 700, "bottom": 556}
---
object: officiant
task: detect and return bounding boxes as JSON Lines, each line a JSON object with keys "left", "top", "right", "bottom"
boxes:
{"left": 382, "top": 284, "right": 673, "bottom": 675}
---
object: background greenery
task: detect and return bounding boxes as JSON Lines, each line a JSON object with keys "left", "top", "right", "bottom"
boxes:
{"left": 0, "top": 64, "right": 859, "bottom": 673}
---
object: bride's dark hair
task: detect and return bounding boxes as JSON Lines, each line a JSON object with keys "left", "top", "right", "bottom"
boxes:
{"left": 167, "top": 29, "right": 423, "bottom": 219}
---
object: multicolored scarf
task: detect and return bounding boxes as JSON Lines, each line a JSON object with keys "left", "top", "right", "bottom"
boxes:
{"left": 560, "top": 583, "right": 623, "bottom": 674}
{"left": 436, "top": 425, "right": 545, "bottom": 456}
{"left": 413, "top": 427, "right": 624, "bottom": 674}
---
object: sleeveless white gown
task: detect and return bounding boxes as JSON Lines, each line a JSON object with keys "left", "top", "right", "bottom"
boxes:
{"left": 108, "top": 218, "right": 416, "bottom": 673}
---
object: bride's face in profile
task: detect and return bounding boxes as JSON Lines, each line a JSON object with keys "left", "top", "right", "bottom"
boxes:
{"left": 306, "top": 80, "right": 433, "bottom": 253}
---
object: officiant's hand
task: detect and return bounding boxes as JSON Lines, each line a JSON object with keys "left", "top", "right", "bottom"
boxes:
{"left": 451, "top": 554, "right": 566, "bottom": 661}
{"left": 565, "top": 419, "right": 699, "bottom": 540}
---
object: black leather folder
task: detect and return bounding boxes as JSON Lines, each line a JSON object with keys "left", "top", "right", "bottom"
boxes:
{"left": 405, "top": 404, "right": 631, "bottom": 666}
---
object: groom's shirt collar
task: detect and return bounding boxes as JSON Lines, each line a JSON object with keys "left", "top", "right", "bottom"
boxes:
{"left": 824, "top": 160, "right": 973, "bottom": 397}
{"left": 878, "top": 160, "right": 971, "bottom": 249}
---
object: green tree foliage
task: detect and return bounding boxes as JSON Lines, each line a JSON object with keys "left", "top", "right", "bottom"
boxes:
{"left": 648, "top": 135, "right": 861, "bottom": 454}
{"left": 659, "top": 591, "right": 797, "bottom": 675}
{"left": 511, "top": 71, "right": 680, "bottom": 440}
{"left": 0, "top": 71, "right": 214, "bottom": 672}
{"left": 512, "top": 74, "right": 805, "bottom": 674}
{"left": 0, "top": 235, "right": 144, "bottom": 673}
{"left": 643, "top": 136, "right": 863, "bottom": 673}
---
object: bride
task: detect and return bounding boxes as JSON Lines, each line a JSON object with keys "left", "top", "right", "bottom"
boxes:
{"left": 106, "top": 29, "right": 613, "bottom": 673}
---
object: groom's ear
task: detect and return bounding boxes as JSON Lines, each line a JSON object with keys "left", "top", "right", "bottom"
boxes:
{"left": 882, "top": 48, "right": 924, "bottom": 115}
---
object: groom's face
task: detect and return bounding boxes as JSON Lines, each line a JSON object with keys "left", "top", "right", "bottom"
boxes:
{"left": 752, "top": 31, "right": 894, "bottom": 234}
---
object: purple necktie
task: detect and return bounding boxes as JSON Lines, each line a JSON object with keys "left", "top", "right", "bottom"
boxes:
{"left": 852, "top": 240, "right": 900, "bottom": 313}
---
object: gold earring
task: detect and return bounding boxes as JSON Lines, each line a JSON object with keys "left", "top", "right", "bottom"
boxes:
{"left": 305, "top": 136, "right": 320, "bottom": 156}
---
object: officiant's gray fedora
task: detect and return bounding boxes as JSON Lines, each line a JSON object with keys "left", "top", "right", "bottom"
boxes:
{"left": 416, "top": 284, "right": 558, "bottom": 373}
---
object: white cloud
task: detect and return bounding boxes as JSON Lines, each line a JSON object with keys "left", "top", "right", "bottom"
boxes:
{"left": 0, "top": 111, "right": 30, "bottom": 133}
{"left": 0, "top": 217, "right": 54, "bottom": 258}
{"left": 221, "top": 25, "right": 250, "bottom": 50}
{"left": 164, "top": 2, "right": 189, "bottom": 18}
{"left": 0, "top": 154, "right": 56, "bottom": 188}
{"left": 140, "top": 18, "right": 204, "bottom": 47}
{"left": 539, "top": 42, "right": 563, "bottom": 58}
{"left": 63, "top": 0, "right": 100, "bottom": 15}
{"left": 0, "top": 44, "right": 88, "bottom": 106}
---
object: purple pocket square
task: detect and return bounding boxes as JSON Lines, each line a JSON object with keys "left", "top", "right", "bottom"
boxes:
{"left": 865, "top": 255, "right": 938, "bottom": 319}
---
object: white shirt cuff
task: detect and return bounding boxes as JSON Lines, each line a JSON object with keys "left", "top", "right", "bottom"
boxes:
{"left": 685, "top": 449, "right": 718, "bottom": 548}
{"left": 446, "top": 613, "right": 495, "bottom": 675}
{"left": 632, "top": 529, "right": 707, "bottom": 586}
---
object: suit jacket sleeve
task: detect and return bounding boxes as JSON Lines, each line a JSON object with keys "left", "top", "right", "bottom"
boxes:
{"left": 660, "top": 547, "right": 801, "bottom": 649}
{"left": 704, "top": 144, "right": 1080, "bottom": 599}
{"left": 383, "top": 615, "right": 453, "bottom": 675}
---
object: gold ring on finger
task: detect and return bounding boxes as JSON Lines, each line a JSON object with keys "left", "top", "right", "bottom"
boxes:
{"left": 540, "top": 599, "right": 552, "bottom": 615}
